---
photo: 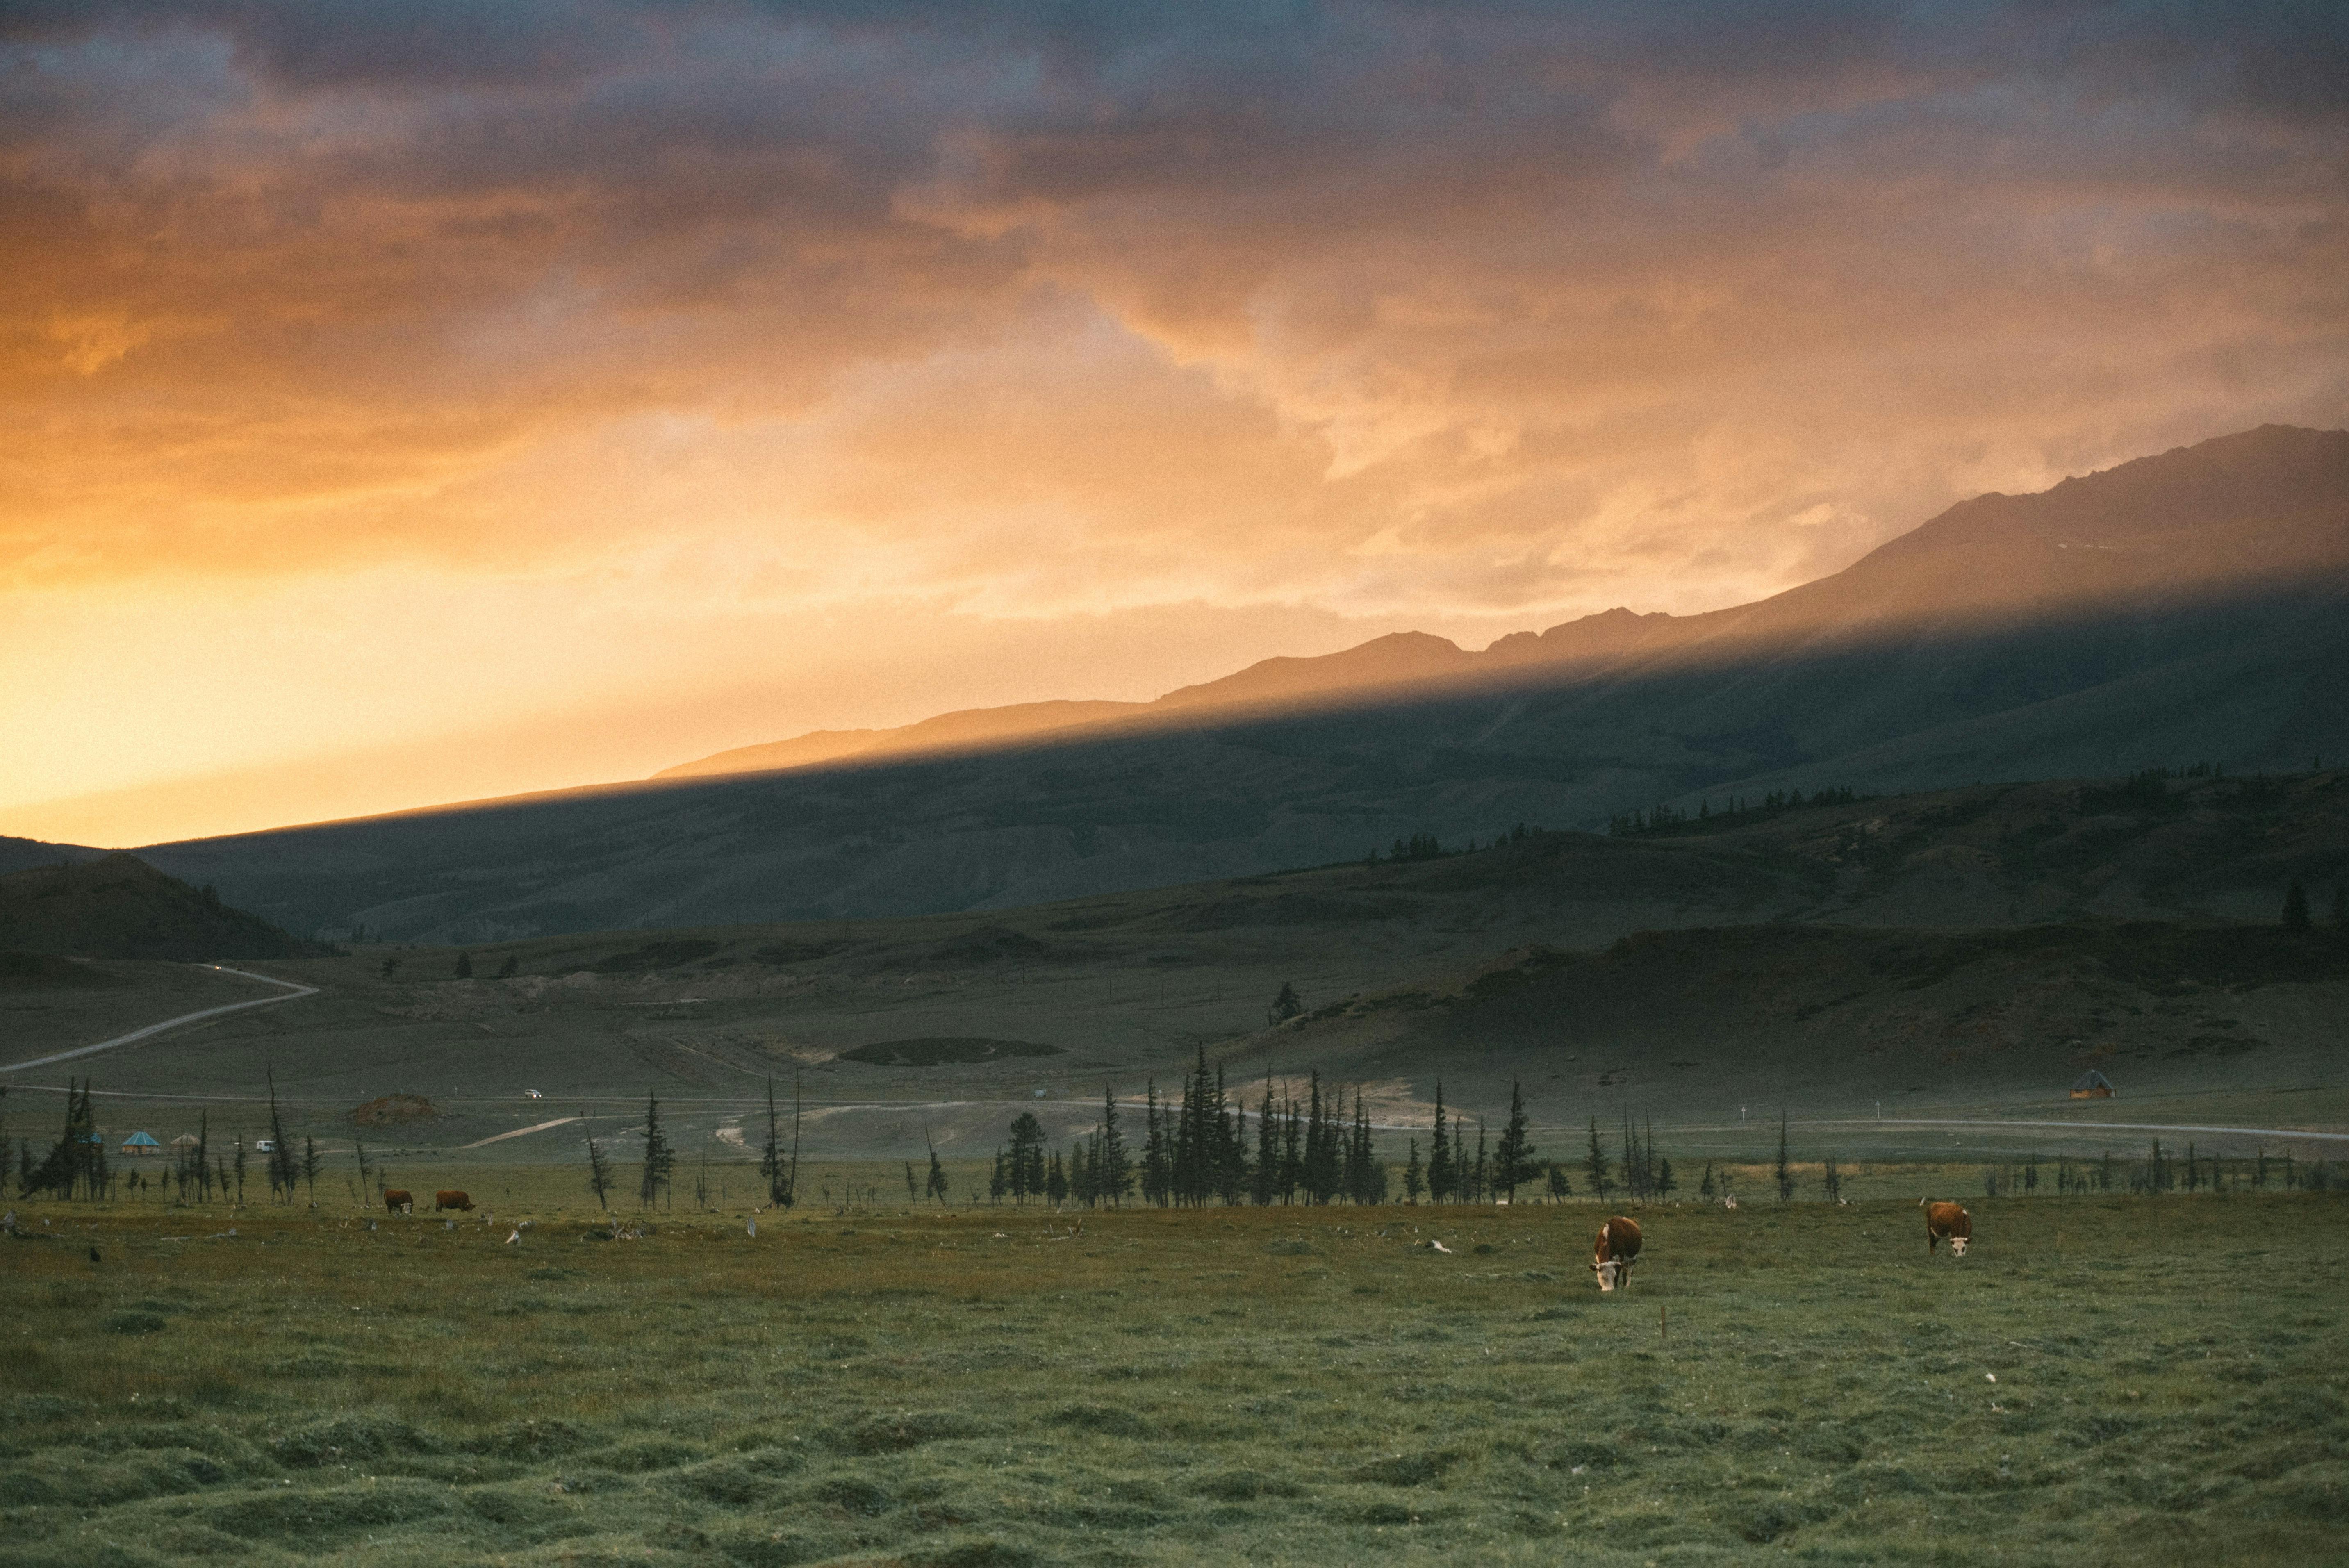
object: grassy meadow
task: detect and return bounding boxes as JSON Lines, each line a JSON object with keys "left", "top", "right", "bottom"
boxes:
{"left": 5, "top": 1188, "right": 2346, "bottom": 1568}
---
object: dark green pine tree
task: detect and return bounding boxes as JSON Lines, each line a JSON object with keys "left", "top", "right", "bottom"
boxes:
{"left": 1698, "top": 1161, "right": 1715, "bottom": 1199}
{"left": 1252, "top": 1081, "right": 1281, "bottom": 1206}
{"left": 1268, "top": 981, "right": 1303, "bottom": 1025}
{"left": 989, "top": 1148, "right": 1008, "bottom": 1204}
{"left": 759, "top": 1079, "right": 793, "bottom": 1208}
{"left": 1008, "top": 1112, "right": 1047, "bottom": 1204}
{"left": 1468, "top": 1123, "right": 1488, "bottom": 1204}
{"left": 1214, "top": 1065, "right": 1247, "bottom": 1205}
{"left": 1655, "top": 1154, "right": 1675, "bottom": 1197}
{"left": 2283, "top": 881, "right": 2311, "bottom": 930}
{"left": 1302, "top": 1072, "right": 1343, "bottom": 1202}
{"left": 1493, "top": 1080, "right": 1535, "bottom": 1200}
{"left": 1775, "top": 1112, "right": 1794, "bottom": 1201}
{"left": 454, "top": 950, "right": 473, "bottom": 979}
{"left": 1403, "top": 1137, "right": 1425, "bottom": 1203}
{"left": 1141, "top": 1081, "right": 1170, "bottom": 1206}
{"left": 264, "top": 1067, "right": 298, "bottom": 1202}
{"left": 1584, "top": 1117, "right": 1612, "bottom": 1203}
{"left": 300, "top": 1133, "right": 320, "bottom": 1205}
{"left": 1279, "top": 1091, "right": 1303, "bottom": 1203}
{"left": 1546, "top": 1161, "right": 1571, "bottom": 1201}
{"left": 1098, "top": 1087, "right": 1132, "bottom": 1206}
{"left": 1046, "top": 1152, "right": 1068, "bottom": 1208}
{"left": 640, "top": 1092, "right": 675, "bottom": 1208}
{"left": 925, "top": 1138, "right": 950, "bottom": 1205}
{"left": 1427, "top": 1082, "right": 1454, "bottom": 1202}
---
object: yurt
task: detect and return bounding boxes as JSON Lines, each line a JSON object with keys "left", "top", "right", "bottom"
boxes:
{"left": 2070, "top": 1069, "right": 2116, "bottom": 1099}
{"left": 119, "top": 1131, "right": 162, "bottom": 1157}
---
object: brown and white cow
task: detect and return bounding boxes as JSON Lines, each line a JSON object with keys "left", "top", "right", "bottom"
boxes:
{"left": 435, "top": 1190, "right": 474, "bottom": 1212}
{"left": 383, "top": 1189, "right": 413, "bottom": 1215}
{"left": 1592, "top": 1215, "right": 1643, "bottom": 1292}
{"left": 1922, "top": 1199, "right": 1971, "bottom": 1257}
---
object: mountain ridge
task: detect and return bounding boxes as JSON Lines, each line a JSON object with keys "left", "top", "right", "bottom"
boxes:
{"left": 654, "top": 424, "right": 2349, "bottom": 784}
{"left": 135, "top": 424, "right": 2349, "bottom": 941}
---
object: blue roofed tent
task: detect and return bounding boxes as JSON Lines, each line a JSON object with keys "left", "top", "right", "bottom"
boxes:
{"left": 119, "top": 1131, "right": 162, "bottom": 1156}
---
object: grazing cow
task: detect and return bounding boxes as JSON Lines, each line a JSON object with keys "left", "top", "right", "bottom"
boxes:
{"left": 383, "top": 1189, "right": 413, "bottom": 1215}
{"left": 1592, "top": 1215, "right": 1643, "bottom": 1292}
{"left": 435, "top": 1190, "right": 474, "bottom": 1212}
{"left": 1922, "top": 1199, "right": 1972, "bottom": 1257}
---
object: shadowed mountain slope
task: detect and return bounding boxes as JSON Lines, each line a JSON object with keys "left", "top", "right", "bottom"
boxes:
{"left": 0, "top": 853, "right": 333, "bottom": 961}
{"left": 140, "top": 427, "right": 2349, "bottom": 941}
{"left": 0, "top": 835, "right": 107, "bottom": 877}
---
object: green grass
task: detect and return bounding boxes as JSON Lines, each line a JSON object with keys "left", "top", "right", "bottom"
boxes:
{"left": 3, "top": 1190, "right": 2345, "bottom": 1566}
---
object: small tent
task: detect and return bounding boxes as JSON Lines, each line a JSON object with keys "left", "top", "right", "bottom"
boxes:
{"left": 120, "top": 1131, "right": 162, "bottom": 1156}
{"left": 2070, "top": 1069, "right": 2116, "bottom": 1099}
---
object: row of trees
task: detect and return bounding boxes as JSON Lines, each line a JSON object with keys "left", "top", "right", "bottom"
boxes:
{"left": 1609, "top": 787, "right": 1867, "bottom": 838}
{"left": 8, "top": 1075, "right": 326, "bottom": 1206}
{"left": 964, "top": 1065, "right": 1739, "bottom": 1210}
{"left": 1986, "top": 1142, "right": 2347, "bottom": 1196}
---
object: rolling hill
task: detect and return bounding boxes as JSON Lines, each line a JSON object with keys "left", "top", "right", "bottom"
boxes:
{"left": 140, "top": 425, "right": 2349, "bottom": 943}
{"left": 8, "top": 771, "right": 2344, "bottom": 1164}
{"left": 0, "top": 853, "right": 334, "bottom": 961}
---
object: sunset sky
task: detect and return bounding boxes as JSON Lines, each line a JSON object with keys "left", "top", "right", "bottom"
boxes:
{"left": 6, "top": 2, "right": 2345, "bottom": 847}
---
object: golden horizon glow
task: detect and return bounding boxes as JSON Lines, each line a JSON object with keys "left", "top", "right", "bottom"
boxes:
{"left": 6, "top": 5, "right": 2346, "bottom": 844}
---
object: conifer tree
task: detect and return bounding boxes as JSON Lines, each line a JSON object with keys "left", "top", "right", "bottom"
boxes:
{"left": 1469, "top": 1123, "right": 1488, "bottom": 1203}
{"left": 1252, "top": 1081, "right": 1280, "bottom": 1206}
{"left": 192, "top": 1110, "right": 212, "bottom": 1202}
{"left": 759, "top": 1079, "right": 794, "bottom": 1208}
{"left": 1268, "top": 981, "right": 1303, "bottom": 1025}
{"left": 1279, "top": 1090, "right": 1303, "bottom": 1202}
{"left": 1302, "top": 1072, "right": 1343, "bottom": 1202}
{"left": 1493, "top": 1080, "right": 1535, "bottom": 1200}
{"left": 232, "top": 1136, "right": 246, "bottom": 1205}
{"left": 1546, "top": 1161, "right": 1571, "bottom": 1201}
{"left": 1656, "top": 1154, "right": 1675, "bottom": 1197}
{"left": 1008, "top": 1111, "right": 1047, "bottom": 1204}
{"left": 1047, "top": 1152, "right": 1068, "bottom": 1208}
{"left": 454, "top": 950, "right": 474, "bottom": 979}
{"left": 1403, "top": 1138, "right": 1425, "bottom": 1203}
{"left": 1214, "top": 1064, "right": 1247, "bottom": 1204}
{"left": 989, "top": 1148, "right": 1008, "bottom": 1204}
{"left": 639, "top": 1092, "right": 675, "bottom": 1208}
{"left": 1699, "top": 1161, "right": 1715, "bottom": 1199}
{"left": 1427, "top": 1083, "right": 1454, "bottom": 1202}
{"left": 1141, "top": 1081, "right": 1170, "bottom": 1206}
{"left": 496, "top": 954, "right": 519, "bottom": 979}
{"left": 301, "top": 1134, "right": 320, "bottom": 1205}
{"left": 2283, "top": 881, "right": 2311, "bottom": 930}
{"left": 264, "top": 1067, "right": 298, "bottom": 1202}
{"left": 1584, "top": 1117, "right": 1612, "bottom": 1202}
{"left": 1775, "top": 1112, "right": 1794, "bottom": 1200}
{"left": 1098, "top": 1087, "right": 1131, "bottom": 1205}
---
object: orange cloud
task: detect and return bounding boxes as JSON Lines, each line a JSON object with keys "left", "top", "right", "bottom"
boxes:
{"left": 2, "top": 2, "right": 2345, "bottom": 838}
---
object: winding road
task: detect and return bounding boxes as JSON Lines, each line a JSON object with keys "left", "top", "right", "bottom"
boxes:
{"left": 0, "top": 964, "right": 319, "bottom": 1077}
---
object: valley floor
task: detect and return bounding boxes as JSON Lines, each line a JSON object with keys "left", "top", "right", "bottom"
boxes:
{"left": 4, "top": 1192, "right": 2344, "bottom": 1567}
